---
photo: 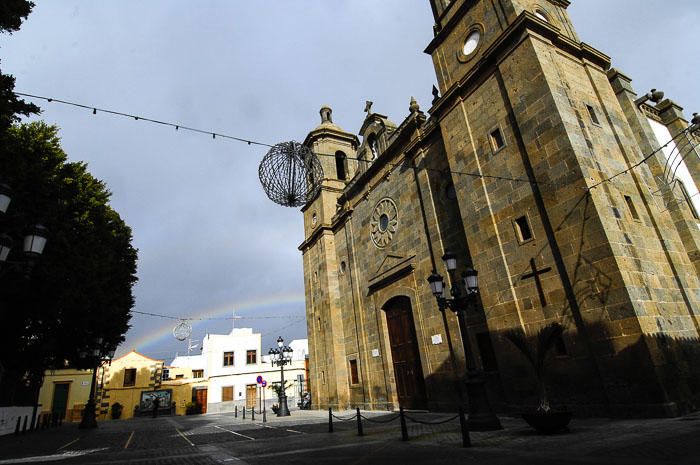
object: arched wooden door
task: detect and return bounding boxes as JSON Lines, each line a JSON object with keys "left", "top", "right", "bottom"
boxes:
{"left": 384, "top": 296, "right": 427, "bottom": 410}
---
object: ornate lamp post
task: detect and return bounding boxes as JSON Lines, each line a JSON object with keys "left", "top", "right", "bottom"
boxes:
{"left": 427, "top": 252, "right": 501, "bottom": 431}
{"left": 268, "top": 336, "right": 293, "bottom": 417}
{"left": 79, "top": 341, "right": 116, "bottom": 429}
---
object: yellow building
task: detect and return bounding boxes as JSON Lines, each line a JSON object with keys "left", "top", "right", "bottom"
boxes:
{"left": 38, "top": 368, "right": 93, "bottom": 423}
{"left": 97, "top": 350, "right": 166, "bottom": 420}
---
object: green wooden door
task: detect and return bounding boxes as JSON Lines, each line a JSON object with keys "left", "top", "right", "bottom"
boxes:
{"left": 52, "top": 383, "right": 70, "bottom": 418}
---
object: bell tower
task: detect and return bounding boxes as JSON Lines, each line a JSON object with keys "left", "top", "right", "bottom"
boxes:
{"left": 425, "top": 0, "right": 700, "bottom": 415}
{"left": 300, "top": 106, "right": 359, "bottom": 409}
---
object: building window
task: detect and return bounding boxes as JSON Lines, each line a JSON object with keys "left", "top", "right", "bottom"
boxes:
{"left": 222, "top": 386, "right": 233, "bottom": 402}
{"left": 321, "top": 370, "right": 326, "bottom": 385}
{"left": 246, "top": 350, "right": 257, "bottom": 365}
{"left": 624, "top": 195, "right": 640, "bottom": 220}
{"left": 514, "top": 215, "right": 534, "bottom": 242}
{"left": 161, "top": 368, "right": 170, "bottom": 381}
{"left": 192, "top": 369, "right": 204, "bottom": 378}
{"left": 175, "top": 374, "right": 184, "bottom": 379}
{"left": 223, "top": 351, "right": 234, "bottom": 367}
{"left": 586, "top": 104, "right": 601, "bottom": 125}
{"left": 123, "top": 368, "right": 136, "bottom": 387}
{"left": 339, "top": 261, "right": 347, "bottom": 275}
{"left": 678, "top": 182, "right": 699, "bottom": 219}
{"left": 335, "top": 151, "right": 347, "bottom": 180}
{"left": 349, "top": 359, "right": 359, "bottom": 385}
{"left": 534, "top": 9, "right": 549, "bottom": 22}
{"left": 489, "top": 128, "right": 505, "bottom": 152}
{"left": 368, "top": 134, "right": 379, "bottom": 160}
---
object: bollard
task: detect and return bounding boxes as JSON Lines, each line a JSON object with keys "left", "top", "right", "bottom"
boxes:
{"left": 235, "top": 405, "right": 237, "bottom": 418}
{"left": 356, "top": 408, "right": 363, "bottom": 436}
{"left": 243, "top": 406, "right": 246, "bottom": 419}
{"left": 15, "top": 416, "right": 21, "bottom": 435}
{"left": 458, "top": 406, "right": 471, "bottom": 448}
{"left": 58, "top": 413, "right": 63, "bottom": 427}
{"left": 251, "top": 408, "right": 255, "bottom": 421}
{"left": 263, "top": 407, "right": 267, "bottom": 423}
{"left": 22, "top": 416, "right": 28, "bottom": 434}
{"left": 399, "top": 406, "right": 408, "bottom": 441}
{"left": 328, "top": 408, "right": 334, "bottom": 433}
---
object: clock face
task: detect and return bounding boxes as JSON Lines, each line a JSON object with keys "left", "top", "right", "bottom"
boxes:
{"left": 463, "top": 30, "right": 480, "bottom": 56}
{"left": 370, "top": 198, "right": 398, "bottom": 248}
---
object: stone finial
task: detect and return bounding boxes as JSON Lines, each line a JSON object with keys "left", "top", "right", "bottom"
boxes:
{"left": 409, "top": 96, "right": 420, "bottom": 114}
{"left": 692, "top": 113, "right": 700, "bottom": 125}
{"left": 432, "top": 85, "right": 440, "bottom": 104}
{"left": 320, "top": 105, "right": 333, "bottom": 124}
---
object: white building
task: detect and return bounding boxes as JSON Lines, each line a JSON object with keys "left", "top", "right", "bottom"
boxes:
{"left": 170, "top": 328, "right": 308, "bottom": 414}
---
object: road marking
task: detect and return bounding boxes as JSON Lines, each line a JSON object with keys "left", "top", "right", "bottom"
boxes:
{"left": 57, "top": 438, "right": 79, "bottom": 451}
{"left": 124, "top": 431, "right": 135, "bottom": 449}
{"left": 0, "top": 448, "right": 107, "bottom": 464}
{"left": 176, "top": 428, "right": 195, "bottom": 447}
{"left": 214, "top": 425, "right": 256, "bottom": 441}
{"left": 239, "top": 441, "right": 385, "bottom": 460}
{"left": 253, "top": 423, "right": 303, "bottom": 434}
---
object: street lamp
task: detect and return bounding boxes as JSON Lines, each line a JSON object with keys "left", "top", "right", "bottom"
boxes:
{"left": 79, "top": 340, "right": 116, "bottom": 429}
{"left": 427, "top": 252, "right": 502, "bottom": 431}
{"left": 0, "top": 183, "right": 49, "bottom": 275}
{"left": 268, "top": 336, "right": 294, "bottom": 417}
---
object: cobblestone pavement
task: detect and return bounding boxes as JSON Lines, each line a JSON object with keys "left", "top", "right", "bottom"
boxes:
{"left": 1, "top": 409, "right": 699, "bottom": 464}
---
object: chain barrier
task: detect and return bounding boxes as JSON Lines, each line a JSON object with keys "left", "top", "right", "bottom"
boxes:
{"left": 330, "top": 412, "right": 358, "bottom": 421}
{"left": 359, "top": 413, "right": 401, "bottom": 424}
{"left": 327, "top": 406, "right": 471, "bottom": 448}
{"left": 403, "top": 413, "right": 460, "bottom": 425}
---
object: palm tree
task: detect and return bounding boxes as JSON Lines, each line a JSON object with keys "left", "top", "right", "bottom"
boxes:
{"left": 504, "top": 322, "right": 564, "bottom": 412}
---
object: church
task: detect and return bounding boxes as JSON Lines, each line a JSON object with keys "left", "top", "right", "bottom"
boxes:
{"left": 299, "top": 0, "right": 700, "bottom": 418}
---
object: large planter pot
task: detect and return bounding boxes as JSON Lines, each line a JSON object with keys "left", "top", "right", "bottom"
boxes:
{"left": 522, "top": 411, "right": 572, "bottom": 434}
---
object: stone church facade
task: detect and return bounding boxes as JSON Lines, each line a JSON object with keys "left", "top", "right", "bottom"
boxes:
{"left": 299, "top": 0, "right": 700, "bottom": 417}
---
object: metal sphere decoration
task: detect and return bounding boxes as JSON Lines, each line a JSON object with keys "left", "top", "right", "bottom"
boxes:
{"left": 259, "top": 141, "right": 324, "bottom": 207}
{"left": 173, "top": 320, "right": 192, "bottom": 341}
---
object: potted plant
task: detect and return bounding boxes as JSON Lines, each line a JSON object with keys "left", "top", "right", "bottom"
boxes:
{"left": 271, "top": 403, "right": 280, "bottom": 415}
{"left": 504, "top": 322, "right": 572, "bottom": 434}
{"left": 110, "top": 402, "right": 123, "bottom": 420}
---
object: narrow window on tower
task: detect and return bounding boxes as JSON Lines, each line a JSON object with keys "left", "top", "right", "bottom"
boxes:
{"left": 489, "top": 127, "right": 506, "bottom": 153}
{"left": 514, "top": 215, "right": 534, "bottom": 242}
{"left": 349, "top": 359, "right": 359, "bottom": 385}
{"left": 678, "top": 181, "right": 699, "bottom": 219}
{"left": 335, "top": 151, "right": 347, "bottom": 180}
{"left": 624, "top": 195, "right": 640, "bottom": 221}
{"left": 586, "top": 104, "right": 601, "bottom": 126}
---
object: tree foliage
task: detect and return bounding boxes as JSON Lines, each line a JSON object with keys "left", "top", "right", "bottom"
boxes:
{"left": 0, "top": 0, "right": 39, "bottom": 129}
{"left": 0, "top": 0, "right": 33, "bottom": 34}
{"left": 0, "top": 122, "right": 138, "bottom": 404}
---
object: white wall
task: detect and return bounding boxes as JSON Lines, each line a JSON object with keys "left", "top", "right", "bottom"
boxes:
{"left": 0, "top": 406, "right": 40, "bottom": 436}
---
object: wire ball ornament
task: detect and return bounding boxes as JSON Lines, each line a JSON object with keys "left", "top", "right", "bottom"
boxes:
{"left": 173, "top": 320, "right": 192, "bottom": 341}
{"left": 259, "top": 141, "right": 324, "bottom": 207}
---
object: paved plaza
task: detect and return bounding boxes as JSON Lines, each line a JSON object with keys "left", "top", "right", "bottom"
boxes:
{"left": 1, "top": 409, "right": 699, "bottom": 464}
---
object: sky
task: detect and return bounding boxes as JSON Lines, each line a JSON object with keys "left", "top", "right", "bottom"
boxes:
{"left": 1, "top": 1, "right": 698, "bottom": 362}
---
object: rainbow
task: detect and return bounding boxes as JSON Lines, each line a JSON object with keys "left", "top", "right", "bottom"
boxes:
{"left": 124, "top": 291, "right": 306, "bottom": 354}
